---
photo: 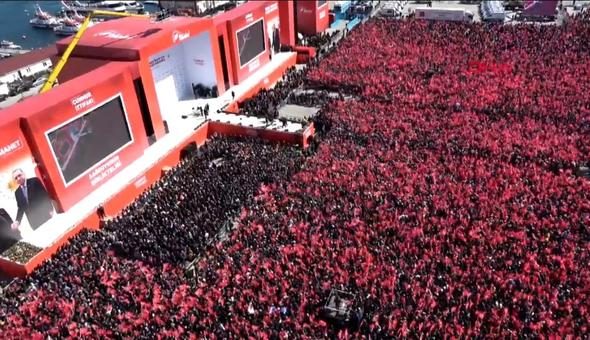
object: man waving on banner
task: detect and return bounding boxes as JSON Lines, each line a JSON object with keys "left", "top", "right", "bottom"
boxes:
{"left": 10, "top": 168, "right": 54, "bottom": 231}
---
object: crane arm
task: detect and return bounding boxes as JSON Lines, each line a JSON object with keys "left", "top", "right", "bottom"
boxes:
{"left": 40, "top": 10, "right": 149, "bottom": 94}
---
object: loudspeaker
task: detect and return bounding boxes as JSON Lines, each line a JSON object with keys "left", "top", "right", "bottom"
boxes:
{"left": 180, "top": 141, "right": 198, "bottom": 160}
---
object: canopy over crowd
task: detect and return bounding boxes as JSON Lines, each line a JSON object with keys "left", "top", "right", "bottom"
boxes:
{"left": 1, "top": 15, "right": 590, "bottom": 338}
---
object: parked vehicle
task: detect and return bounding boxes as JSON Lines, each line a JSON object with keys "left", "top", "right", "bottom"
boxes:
{"left": 0, "top": 83, "right": 9, "bottom": 97}
{"left": 481, "top": 0, "right": 506, "bottom": 23}
{"left": 33, "top": 77, "right": 48, "bottom": 87}
{"left": 412, "top": 7, "right": 474, "bottom": 22}
{"left": 503, "top": 0, "right": 524, "bottom": 10}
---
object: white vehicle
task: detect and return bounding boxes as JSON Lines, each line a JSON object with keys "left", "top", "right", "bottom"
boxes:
{"left": 379, "top": 7, "right": 397, "bottom": 17}
{"left": 413, "top": 7, "right": 474, "bottom": 22}
{"left": 481, "top": 0, "right": 506, "bottom": 23}
{"left": 379, "top": 1, "right": 406, "bottom": 17}
{"left": 33, "top": 77, "right": 48, "bottom": 87}
{"left": 0, "top": 83, "right": 9, "bottom": 97}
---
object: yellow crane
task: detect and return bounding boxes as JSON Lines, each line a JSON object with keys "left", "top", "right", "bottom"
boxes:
{"left": 40, "top": 10, "right": 150, "bottom": 94}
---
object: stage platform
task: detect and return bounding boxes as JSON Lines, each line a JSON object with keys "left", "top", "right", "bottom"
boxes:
{"left": 167, "top": 52, "right": 302, "bottom": 135}
{"left": 278, "top": 104, "right": 320, "bottom": 122}
{"left": 0, "top": 51, "right": 312, "bottom": 277}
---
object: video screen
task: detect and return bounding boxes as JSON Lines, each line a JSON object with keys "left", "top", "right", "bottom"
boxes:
{"left": 47, "top": 96, "right": 132, "bottom": 184}
{"left": 237, "top": 19, "right": 266, "bottom": 67}
{"left": 318, "top": 0, "right": 327, "bottom": 7}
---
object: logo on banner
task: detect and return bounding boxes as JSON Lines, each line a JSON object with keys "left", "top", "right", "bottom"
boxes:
{"left": 245, "top": 13, "right": 254, "bottom": 23}
{"left": 172, "top": 30, "right": 190, "bottom": 43}
{"left": 265, "top": 3, "right": 278, "bottom": 14}
{"left": 71, "top": 91, "right": 95, "bottom": 111}
{"left": 149, "top": 55, "right": 166, "bottom": 67}
{"left": 300, "top": 8, "right": 313, "bottom": 14}
{"left": 193, "top": 58, "right": 205, "bottom": 66}
{"left": 95, "top": 30, "right": 132, "bottom": 40}
{"left": 0, "top": 139, "right": 22, "bottom": 158}
{"left": 319, "top": 10, "right": 326, "bottom": 19}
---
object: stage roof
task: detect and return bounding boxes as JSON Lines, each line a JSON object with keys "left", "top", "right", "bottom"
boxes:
{"left": 56, "top": 16, "right": 212, "bottom": 60}
{"left": 52, "top": 57, "right": 112, "bottom": 84}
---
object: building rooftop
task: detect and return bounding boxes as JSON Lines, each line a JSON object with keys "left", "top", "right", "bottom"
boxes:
{"left": 0, "top": 46, "right": 57, "bottom": 77}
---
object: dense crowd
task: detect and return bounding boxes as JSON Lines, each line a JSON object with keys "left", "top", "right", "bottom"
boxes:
{"left": 305, "top": 31, "right": 338, "bottom": 51}
{"left": 238, "top": 66, "right": 307, "bottom": 121}
{"left": 302, "top": 18, "right": 590, "bottom": 337}
{"left": 105, "top": 137, "right": 305, "bottom": 266}
{"left": 286, "top": 90, "right": 334, "bottom": 107}
{"left": 1, "top": 14, "right": 590, "bottom": 338}
{"left": 0, "top": 137, "right": 306, "bottom": 338}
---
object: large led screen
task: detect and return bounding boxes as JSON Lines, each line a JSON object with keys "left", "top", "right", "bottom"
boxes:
{"left": 237, "top": 19, "right": 266, "bottom": 67}
{"left": 46, "top": 95, "right": 132, "bottom": 185}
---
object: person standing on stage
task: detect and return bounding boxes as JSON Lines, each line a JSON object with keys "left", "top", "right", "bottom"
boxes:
{"left": 11, "top": 168, "right": 54, "bottom": 231}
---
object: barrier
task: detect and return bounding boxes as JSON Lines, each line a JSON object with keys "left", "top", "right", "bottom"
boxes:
{"left": 208, "top": 121, "right": 311, "bottom": 147}
{"left": 347, "top": 17, "right": 361, "bottom": 30}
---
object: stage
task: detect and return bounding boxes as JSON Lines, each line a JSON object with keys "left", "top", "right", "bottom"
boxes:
{"left": 0, "top": 51, "right": 311, "bottom": 277}
{"left": 170, "top": 52, "right": 303, "bottom": 135}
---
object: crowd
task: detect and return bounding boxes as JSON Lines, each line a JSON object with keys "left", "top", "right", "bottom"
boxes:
{"left": 0, "top": 137, "right": 306, "bottom": 338}
{"left": 1, "top": 15, "right": 590, "bottom": 338}
{"left": 305, "top": 31, "right": 338, "bottom": 51}
{"left": 239, "top": 66, "right": 307, "bottom": 121}
{"left": 286, "top": 90, "right": 334, "bottom": 107}
{"left": 237, "top": 42, "right": 338, "bottom": 123}
{"left": 1, "top": 242, "right": 41, "bottom": 264}
{"left": 104, "top": 137, "right": 304, "bottom": 266}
